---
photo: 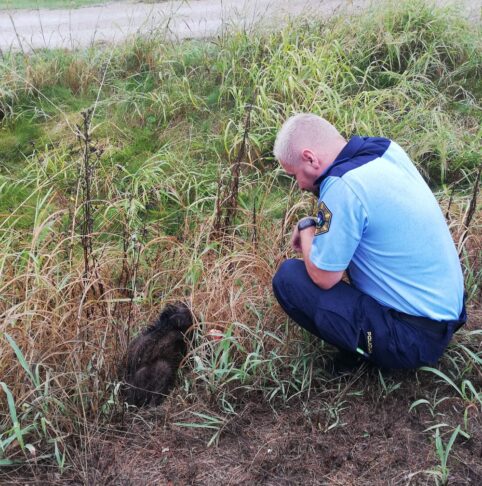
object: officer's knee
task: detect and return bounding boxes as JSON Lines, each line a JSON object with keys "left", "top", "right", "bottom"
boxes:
{"left": 272, "top": 258, "right": 303, "bottom": 295}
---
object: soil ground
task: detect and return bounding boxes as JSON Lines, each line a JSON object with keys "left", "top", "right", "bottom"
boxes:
{"left": 2, "top": 312, "right": 481, "bottom": 485}
{"left": 0, "top": 0, "right": 480, "bottom": 52}
{"left": 92, "top": 389, "right": 482, "bottom": 485}
{"left": 3, "top": 374, "right": 482, "bottom": 485}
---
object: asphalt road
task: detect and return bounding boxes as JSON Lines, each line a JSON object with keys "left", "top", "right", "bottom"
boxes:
{"left": 0, "top": 0, "right": 480, "bottom": 52}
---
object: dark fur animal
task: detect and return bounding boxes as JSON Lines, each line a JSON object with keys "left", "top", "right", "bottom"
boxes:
{"left": 122, "top": 302, "right": 193, "bottom": 407}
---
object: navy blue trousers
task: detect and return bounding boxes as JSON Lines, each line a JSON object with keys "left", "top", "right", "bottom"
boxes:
{"left": 272, "top": 259, "right": 459, "bottom": 369}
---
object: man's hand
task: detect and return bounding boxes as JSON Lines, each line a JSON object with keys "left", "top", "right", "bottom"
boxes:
{"left": 291, "top": 224, "right": 302, "bottom": 253}
{"left": 291, "top": 217, "right": 344, "bottom": 290}
{"left": 291, "top": 217, "right": 315, "bottom": 253}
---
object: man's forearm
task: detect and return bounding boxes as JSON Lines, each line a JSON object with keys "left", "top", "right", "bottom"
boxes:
{"left": 299, "top": 227, "right": 343, "bottom": 290}
{"left": 300, "top": 227, "right": 321, "bottom": 282}
{"left": 300, "top": 227, "right": 315, "bottom": 266}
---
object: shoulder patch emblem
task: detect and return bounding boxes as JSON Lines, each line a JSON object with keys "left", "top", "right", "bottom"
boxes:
{"left": 315, "top": 201, "right": 332, "bottom": 235}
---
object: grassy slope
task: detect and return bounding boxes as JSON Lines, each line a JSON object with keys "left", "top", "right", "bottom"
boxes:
{"left": 0, "top": 0, "right": 481, "bottom": 482}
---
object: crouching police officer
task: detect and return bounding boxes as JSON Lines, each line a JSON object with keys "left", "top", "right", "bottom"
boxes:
{"left": 272, "top": 114, "right": 466, "bottom": 369}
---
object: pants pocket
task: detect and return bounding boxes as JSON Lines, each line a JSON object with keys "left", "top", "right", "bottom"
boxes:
{"left": 356, "top": 301, "right": 393, "bottom": 367}
{"left": 314, "top": 307, "right": 360, "bottom": 353}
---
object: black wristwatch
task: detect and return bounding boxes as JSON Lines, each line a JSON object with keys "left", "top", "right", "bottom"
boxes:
{"left": 297, "top": 217, "right": 317, "bottom": 232}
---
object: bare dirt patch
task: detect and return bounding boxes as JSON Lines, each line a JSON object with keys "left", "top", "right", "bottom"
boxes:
{"left": 4, "top": 347, "right": 481, "bottom": 485}
{"left": 71, "top": 376, "right": 482, "bottom": 484}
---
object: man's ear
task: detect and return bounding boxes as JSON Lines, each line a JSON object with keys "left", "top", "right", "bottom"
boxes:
{"left": 301, "top": 149, "right": 320, "bottom": 168}
{"left": 301, "top": 149, "right": 315, "bottom": 162}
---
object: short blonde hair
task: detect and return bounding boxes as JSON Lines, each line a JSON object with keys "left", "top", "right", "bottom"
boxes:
{"left": 273, "top": 113, "right": 343, "bottom": 167}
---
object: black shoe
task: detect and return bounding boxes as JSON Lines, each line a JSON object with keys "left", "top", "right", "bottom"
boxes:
{"left": 329, "top": 349, "right": 365, "bottom": 375}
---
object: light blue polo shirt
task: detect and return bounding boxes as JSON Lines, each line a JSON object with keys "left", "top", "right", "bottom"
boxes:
{"left": 310, "top": 136, "right": 464, "bottom": 321}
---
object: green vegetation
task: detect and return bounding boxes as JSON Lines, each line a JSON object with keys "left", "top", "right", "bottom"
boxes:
{"left": 0, "top": 0, "right": 480, "bottom": 482}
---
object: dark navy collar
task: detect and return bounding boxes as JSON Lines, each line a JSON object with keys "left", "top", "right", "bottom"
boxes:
{"left": 314, "top": 136, "right": 366, "bottom": 187}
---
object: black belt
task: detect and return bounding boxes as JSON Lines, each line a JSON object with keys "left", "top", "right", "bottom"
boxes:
{"left": 389, "top": 309, "right": 466, "bottom": 336}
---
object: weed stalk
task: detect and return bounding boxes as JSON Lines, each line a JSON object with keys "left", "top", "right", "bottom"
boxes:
{"left": 213, "top": 102, "right": 254, "bottom": 243}
{"left": 458, "top": 165, "right": 481, "bottom": 257}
